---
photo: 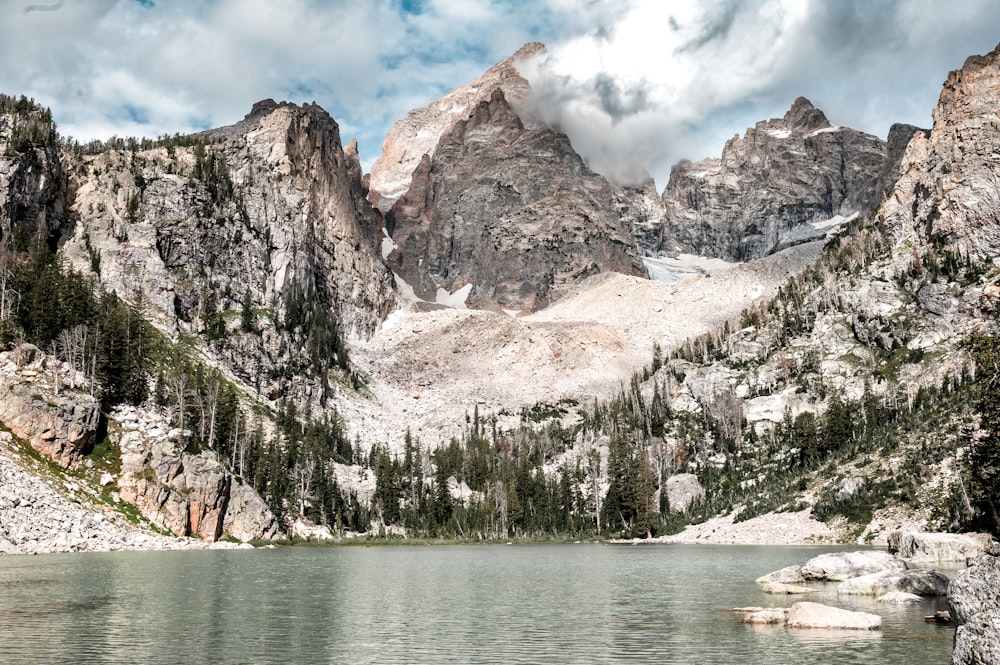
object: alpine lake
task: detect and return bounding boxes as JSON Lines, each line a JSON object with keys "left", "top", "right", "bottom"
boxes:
{"left": 0, "top": 543, "right": 954, "bottom": 664}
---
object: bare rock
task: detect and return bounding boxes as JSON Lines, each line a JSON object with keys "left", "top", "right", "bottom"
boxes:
{"left": 785, "top": 601, "right": 882, "bottom": 630}
{"left": 887, "top": 531, "right": 993, "bottom": 564}
{"left": 0, "top": 345, "right": 99, "bottom": 470}
{"left": 659, "top": 97, "right": 895, "bottom": 261}
{"left": 876, "top": 591, "right": 925, "bottom": 604}
{"left": 115, "top": 407, "right": 280, "bottom": 542}
{"left": 756, "top": 564, "right": 804, "bottom": 585}
{"left": 369, "top": 42, "right": 543, "bottom": 213}
{"left": 949, "top": 554, "right": 1000, "bottom": 665}
{"left": 224, "top": 483, "right": 281, "bottom": 542}
{"left": 880, "top": 42, "right": 1000, "bottom": 263}
{"left": 664, "top": 473, "right": 705, "bottom": 513}
{"left": 837, "top": 569, "right": 950, "bottom": 597}
{"left": 761, "top": 582, "right": 817, "bottom": 595}
{"left": 742, "top": 608, "right": 788, "bottom": 624}
{"left": 384, "top": 84, "right": 645, "bottom": 313}
{"left": 801, "top": 550, "right": 905, "bottom": 581}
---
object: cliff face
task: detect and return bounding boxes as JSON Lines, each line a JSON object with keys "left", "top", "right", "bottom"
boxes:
{"left": 385, "top": 88, "right": 645, "bottom": 312}
{"left": 880, "top": 43, "right": 1000, "bottom": 262}
{"left": 375, "top": 45, "right": 646, "bottom": 313}
{"left": 0, "top": 97, "right": 67, "bottom": 248}
{"left": 61, "top": 100, "right": 394, "bottom": 340}
{"left": 658, "top": 98, "right": 914, "bottom": 261}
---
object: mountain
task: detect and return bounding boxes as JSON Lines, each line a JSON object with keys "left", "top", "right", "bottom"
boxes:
{"left": 3, "top": 39, "right": 1000, "bottom": 552}
{"left": 655, "top": 97, "right": 922, "bottom": 261}
{"left": 371, "top": 44, "right": 646, "bottom": 313}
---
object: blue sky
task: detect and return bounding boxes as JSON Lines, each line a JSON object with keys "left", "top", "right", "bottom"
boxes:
{"left": 3, "top": 0, "right": 1000, "bottom": 187}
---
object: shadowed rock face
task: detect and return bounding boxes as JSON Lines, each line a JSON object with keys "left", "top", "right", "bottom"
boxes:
{"left": 657, "top": 97, "right": 916, "bottom": 262}
{"left": 373, "top": 43, "right": 646, "bottom": 314}
{"left": 0, "top": 100, "right": 67, "bottom": 248}
{"left": 385, "top": 88, "right": 645, "bottom": 312}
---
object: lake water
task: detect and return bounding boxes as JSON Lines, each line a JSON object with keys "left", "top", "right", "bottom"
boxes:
{"left": 0, "top": 544, "right": 954, "bottom": 664}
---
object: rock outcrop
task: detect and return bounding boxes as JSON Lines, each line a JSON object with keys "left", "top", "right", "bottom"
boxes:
{"left": 800, "top": 550, "right": 905, "bottom": 581}
{"left": 658, "top": 97, "right": 915, "bottom": 261}
{"left": 836, "top": 568, "right": 950, "bottom": 597}
{"left": 948, "top": 549, "right": 1000, "bottom": 665}
{"left": 375, "top": 45, "right": 646, "bottom": 313}
{"left": 784, "top": 601, "right": 882, "bottom": 630}
{"left": 880, "top": 42, "right": 1000, "bottom": 262}
{"left": 664, "top": 473, "right": 706, "bottom": 513}
{"left": 888, "top": 530, "right": 993, "bottom": 564}
{"left": 0, "top": 95, "right": 67, "bottom": 246}
{"left": 0, "top": 344, "right": 99, "bottom": 470}
{"left": 115, "top": 406, "right": 280, "bottom": 542}
{"left": 61, "top": 100, "right": 394, "bottom": 341}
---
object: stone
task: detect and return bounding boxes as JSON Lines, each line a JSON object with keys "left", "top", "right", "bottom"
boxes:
{"left": 837, "top": 569, "right": 950, "bottom": 597}
{"left": 742, "top": 609, "right": 788, "bottom": 625}
{"left": 784, "top": 601, "right": 882, "bottom": 630}
{"left": 887, "top": 531, "right": 993, "bottom": 564}
{"left": 800, "top": 550, "right": 905, "bottom": 581}
{"left": 760, "top": 582, "right": 817, "bottom": 595}
{"left": 950, "top": 561, "right": 1000, "bottom": 665}
{"left": 876, "top": 592, "right": 925, "bottom": 604}
{"left": 664, "top": 473, "right": 706, "bottom": 513}
{"left": 756, "top": 565, "right": 805, "bottom": 584}
{"left": 0, "top": 345, "right": 100, "bottom": 470}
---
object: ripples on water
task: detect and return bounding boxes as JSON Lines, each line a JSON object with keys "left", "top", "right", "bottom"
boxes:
{"left": 0, "top": 544, "right": 953, "bottom": 664}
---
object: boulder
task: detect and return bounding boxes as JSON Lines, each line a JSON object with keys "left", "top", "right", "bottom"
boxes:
{"left": 784, "top": 601, "right": 882, "bottom": 630}
{"left": 800, "top": 550, "right": 904, "bottom": 581}
{"left": 756, "top": 564, "right": 804, "bottom": 584}
{"left": 761, "top": 582, "right": 817, "bottom": 595}
{"left": 887, "top": 531, "right": 992, "bottom": 564}
{"left": 664, "top": 473, "right": 706, "bottom": 513}
{"left": 756, "top": 565, "right": 805, "bottom": 584}
{"left": 876, "top": 592, "right": 925, "bottom": 604}
{"left": 742, "top": 609, "right": 788, "bottom": 625}
{"left": 0, "top": 345, "right": 100, "bottom": 470}
{"left": 948, "top": 553, "right": 1000, "bottom": 665}
{"left": 837, "top": 569, "right": 950, "bottom": 597}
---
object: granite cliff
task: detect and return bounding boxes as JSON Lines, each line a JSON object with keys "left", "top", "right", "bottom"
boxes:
{"left": 656, "top": 98, "right": 920, "bottom": 261}
{"left": 373, "top": 44, "right": 646, "bottom": 313}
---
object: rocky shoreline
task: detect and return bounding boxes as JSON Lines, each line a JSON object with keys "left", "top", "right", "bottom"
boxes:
{"left": 0, "top": 433, "right": 249, "bottom": 557}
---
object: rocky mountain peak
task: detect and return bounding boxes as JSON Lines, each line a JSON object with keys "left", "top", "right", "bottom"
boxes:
{"left": 782, "top": 96, "right": 831, "bottom": 132}
{"left": 368, "top": 43, "right": 543, "bottom": 213}
{"left": 383, "top": 57, "right": 645, "bottom": 313}
{"left": 656, "top": 98, "right": 909, "bottom": 261}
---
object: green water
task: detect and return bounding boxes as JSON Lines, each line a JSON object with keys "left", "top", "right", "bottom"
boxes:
{"left": 0, "top": 544, "right": 953, "bottom": 664}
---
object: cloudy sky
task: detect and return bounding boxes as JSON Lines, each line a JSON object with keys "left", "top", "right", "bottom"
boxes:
{"left": 3, "top": 0, "right": 1000, "bottom": 187}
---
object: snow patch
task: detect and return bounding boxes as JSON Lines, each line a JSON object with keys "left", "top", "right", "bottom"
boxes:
{"left": 393, "top": 273, "right": 423, "bottom": 303}
{"left": 436, "top": 283, "right": 472, "bottom": 309}
{"left": 808, "top": 125, "right": 842, "bottom": 137}
{"left": 380, "top": 228, "right": 398, "bottom": 260}
{"left": 809, "top": 211, "right": 858, "bottom": 231}
{"left": 643, "top": 254, "right": 737, "bottom": 284}
{"left": 765, "top": 128, "right": 791, "bottom": 139}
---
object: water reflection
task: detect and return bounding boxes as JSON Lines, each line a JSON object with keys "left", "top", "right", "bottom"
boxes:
{"left": 0, "top": 544, "right": 954, "bottom": 665}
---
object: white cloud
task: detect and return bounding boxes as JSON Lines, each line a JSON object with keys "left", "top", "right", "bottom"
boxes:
{"left": 0, "top": 0, "right": 999, "bottom": 188}
{"left": 520, "top": 0, "right": 1000, "bottom": 186}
